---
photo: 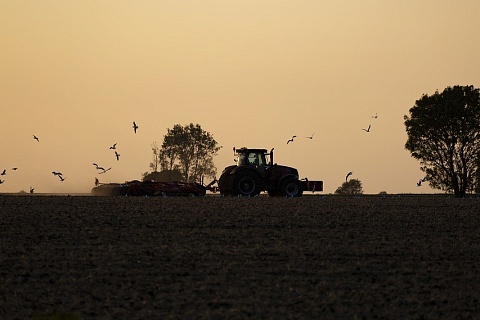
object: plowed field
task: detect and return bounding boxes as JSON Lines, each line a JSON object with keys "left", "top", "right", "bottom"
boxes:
{"left": 1, "top": 195, "right": 480, "bottom": 319}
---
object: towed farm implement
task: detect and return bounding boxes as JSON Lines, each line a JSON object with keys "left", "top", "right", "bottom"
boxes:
{"left": 91, "top": 180, "right": 216, "bottom": 197}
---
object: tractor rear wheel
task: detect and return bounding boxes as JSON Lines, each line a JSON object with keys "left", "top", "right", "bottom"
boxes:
{"left": 233, "top": 170, "right": 261, "bottom": 197}
{"left": 280, "top": 178, "right": 303, "bottom": 197}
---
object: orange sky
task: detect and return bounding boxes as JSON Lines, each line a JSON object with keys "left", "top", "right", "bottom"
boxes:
{"left": 1, "top": 0, "right": 480, "bottom": 194}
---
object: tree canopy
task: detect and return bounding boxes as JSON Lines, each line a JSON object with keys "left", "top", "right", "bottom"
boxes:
{"left": 335, "top": 179, "right": 363, "bottom": 195}
{"left": 404, "top": 85, "right": 480, "bottom": 198}
{"left": 147, "top": 123, "right": 221, "bottom": 183}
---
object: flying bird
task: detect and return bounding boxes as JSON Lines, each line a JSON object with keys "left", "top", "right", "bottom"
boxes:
{"left": 416, "top": 176, "right": 428, "bottom": 186}
{"left": 98, "top": 167, "right": 112, "bottom": 174}
{"left": 133, "top": 121, "right": 138, "bottom": 134}
{"left": 12, "top": 167, "right": 18, "bottom": 171}
{"left": 1, "top": 169, "right": 6, "bottom": 175}
{"left": 33, "top": 135, "right": 40, "bottom": 142}
{"left": 109, "top": 143, "right": 117, "bottom": 150}
{"left": 371, "top": 113, "right": 378, "bottom": 119}
{"left": 52, "top": 171, "right": 63, "bottom": 176}
{"left": 59, "top": 176, "right": 66, "bottom": 182}
{"left": 0, "top": 180, "right": 4, "bottom": 184}
{"left": 306, "top": 132, "right": 315, "bottom": 139}
{"left": 287, "top": 135, "right": 297, "bottom": 144}
{"left": 346, "top": 171, "right": 353, "bottom": 182}
{"left": 362, "top": 125, "right": 371, "bottom": 132}
{"left": 93, "top": 163, "right": 108, "bottom": 171}
{"left": 115, "top": 151, "right": 120, "bottom": 161}
{"left": 93, "top": 163, "right": 107, "bottom": 171}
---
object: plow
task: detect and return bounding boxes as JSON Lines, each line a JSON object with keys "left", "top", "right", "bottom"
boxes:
{"left": 91, "top": 179, "right": 217, "bottom": 197}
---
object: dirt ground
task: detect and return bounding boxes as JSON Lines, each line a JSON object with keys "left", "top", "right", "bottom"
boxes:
{"left": 1, "top": 194, "right": 480, "bottom": 319}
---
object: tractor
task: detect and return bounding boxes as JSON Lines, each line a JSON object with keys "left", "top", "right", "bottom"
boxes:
{"left": 218, "top": 147, "right": 323, "bottom": 197}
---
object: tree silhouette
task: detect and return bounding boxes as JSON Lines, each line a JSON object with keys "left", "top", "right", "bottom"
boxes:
{"left": 148, "top": 123, "right": 221, "bottom": 182}
{"left": 404, "top": 85, "right": 480, "bottom": 198}
{"left": 335, "top": 179, "right": 363, "bottom": 195}
{"left": 149, "top": 142, "right": 160, "bottom": 172}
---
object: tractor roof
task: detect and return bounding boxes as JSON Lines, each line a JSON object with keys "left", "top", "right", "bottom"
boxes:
{"left": 235, "top": 147, "right": 268, "bottom": 154}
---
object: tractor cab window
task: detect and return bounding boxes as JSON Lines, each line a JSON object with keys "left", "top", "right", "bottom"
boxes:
{"left": 249, "top": 153, "right": 266, "bottom": 167}
{"left": 237, "top": 153, "right": 249, "bottom": 166}
{"left": 248, "top": 153, "right": 259, "bottom": 166}
{"left": 238, "top": 152, "right": 265, "bottom": 167}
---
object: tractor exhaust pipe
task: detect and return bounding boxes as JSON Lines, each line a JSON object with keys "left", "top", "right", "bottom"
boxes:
{"left": 270, "top": 148, "right": 274, "bottom": 166}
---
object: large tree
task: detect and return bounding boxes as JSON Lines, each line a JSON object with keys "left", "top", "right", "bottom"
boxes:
{"left": 404, "top": 85, "right": 480, "bottom": 198}
{"left": 149, "top": 123, "right": 221, "bottom": 183}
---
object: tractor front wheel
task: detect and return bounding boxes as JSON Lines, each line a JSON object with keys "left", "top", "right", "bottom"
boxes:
{"left": 233, "top": 171, "right": 261, "bottom": 197}
{"left": 280, "top": 178, "right": 303, "bottom": 197}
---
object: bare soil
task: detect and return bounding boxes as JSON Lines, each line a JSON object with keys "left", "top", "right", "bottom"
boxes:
{"left": 1, "top": 195, "right": 480, "bottom": 319}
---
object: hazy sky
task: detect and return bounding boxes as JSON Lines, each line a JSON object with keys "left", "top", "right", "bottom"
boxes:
{"left": 1, "top": 0, "right": 480, "bottom": 194}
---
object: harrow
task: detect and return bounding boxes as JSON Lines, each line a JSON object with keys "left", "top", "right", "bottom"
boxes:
{"left": 91, "top": 179, "right": 217, "bottom": 197}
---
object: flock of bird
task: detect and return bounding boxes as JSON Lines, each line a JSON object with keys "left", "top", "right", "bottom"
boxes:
{"left": 285, "top": 113, "right": 379, "bottom": 145}
{"left": 107, "top": 143, "right": 121, "bottom": 161}
{"left": 3, "top": 113, "right": 426, "bottom": 192}
{"left": 286, "top": 132, "right": 315, "bottom": 145}
{"left": 90, "top": 122, "right": 139, "bottom": 182}
{"left": 0, "top": 122, "right": 139, "bottom": 192}
{"left": 0, "top": 168, "right": 17, "bottom": 185}
{"left": 361, "top": 113, "right": 378, "bottom": 132}
{"left": 284, "top": 113, "right": 394, "bottom": 186}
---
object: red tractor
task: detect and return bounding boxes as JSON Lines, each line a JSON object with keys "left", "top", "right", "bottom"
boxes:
{"left": 218, "top": 147, "right": 323, "bottom": 197}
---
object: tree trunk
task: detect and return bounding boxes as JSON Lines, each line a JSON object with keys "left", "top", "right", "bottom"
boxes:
{"left": 454, "top": 183, "right": 466, "bottom": 198}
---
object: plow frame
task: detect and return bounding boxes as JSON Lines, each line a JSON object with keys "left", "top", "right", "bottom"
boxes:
{"left": 92, "top": 180, "right": 216, "bottom": 197}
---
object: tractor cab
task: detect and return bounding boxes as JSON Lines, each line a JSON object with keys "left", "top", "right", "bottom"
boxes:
{"left": 235, "top": 148, "right": 273, "bottom": 176}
